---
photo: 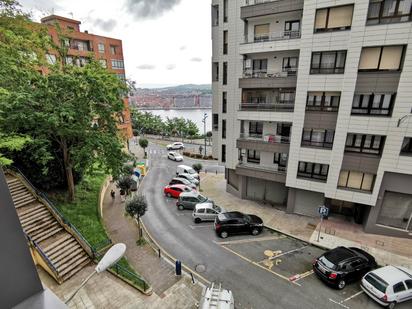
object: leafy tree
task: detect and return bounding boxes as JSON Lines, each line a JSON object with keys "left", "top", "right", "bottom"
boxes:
{"left": 138, "top": 138, "right": 148, "bottom": 158}
{"left": 184, "top": 119, "right": 199, "bottom": 138}
{"left": 125, "top": 194, "right": 148, "bottom": 239}
{"left": 0, "top": 133, "right": 31, "bottom": 166}
{"left": 192, "top": 163, "right": 202, "bottom": 173}
{"left": 116, "top": 176, "right": 133, "bottom": 196}
{"left": 122, "top": 164, "right": 134, "bottom": 176}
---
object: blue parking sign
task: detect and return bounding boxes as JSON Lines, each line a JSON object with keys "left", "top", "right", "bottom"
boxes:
{"left": 318, "top": 205, "right": 329, "bottom": 217}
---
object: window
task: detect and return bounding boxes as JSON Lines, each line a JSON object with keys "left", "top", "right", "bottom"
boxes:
{"left": 314, "top": 5, "right": 354, "bottom": 32}
{"left": 345, "top": 134, "right": 385, "bottom": 155}
{"left": 285, "top": 20, "right": 300, "bottom": 32}
{"left": 254, "top": 24, "right": 270, "bottom": 42}
{"left": 282, "top": 57, "right": 298, "bottom": 74}
{"left": 306, "top": 91, "right": 340, "bottom": 112}
{"left": 249, "top": 121, "right": 263, "bottom": 137}
{"left": 222, "top": 119, "right": 226, "bottom": 139}
{"left": 302, "top": 129, "right": 334, "bottom": 149}
{"left": 277, "top": 123, "right": 291, "bottom": 140}
{"left": 359, "top": 45, "right": 405, "bottom": 71}
{"left": 297, "top": 161, "right": 329, "bottom": 182}
{"left": 99, "top": 59, "right": 107, "bottom": 68}
{"left": 223, "top": 31, "right": 228, "bottom": 55}
{"left": 110, "top": 45, "right": 117, "bottom": 55}
{"left": 71, "top": 40, "right": 89, "bottom": 51}
{"left": 212, "top": 113, "right": 219, "bottom": 130}
{"left": 338, "top": 171, "right": 375, "bottom": 192}
{"left": 247, "top": 150, "right": 260, "bottom": 163}
{"left": 405, "top": 280, "right": 412, "bottom": 289}
{"left": 252, "top": 59, "right": 267, "bottom": 74}
{"left": 223, "top": 62, "right": 227, "bottom": 85}
{"left": 393, "top": 282, "right": 406, "bottom": 293}
{"left": 401, "top": 137, "right": 412, "bottom": 154}
{"left": 61, "top": 38, "right": 69, "bottom": 48}
{"left": 352, "top": 93, "right": 395, "bottom": 116}
{"left": 222, "top": 92, "right": 227, "bottom": 113}
{"left": 279, "top": 91, "right": 296, "bottom": 104}
{"left": 367, "top": 0, "right": 412, "bottom": 25}
{"left": 222, "top": 144, "right": 226, "bottom": 162}
{"left": 212, "top": 62, "right": 219, "bottom": 81}
{"left": 111, "top": 59, "right": 124, "bottom": 69}
{"left": 46, "top": 53, "right": 56, "bottom": 65}
{"left": 98, "top": 43, "right": 105, "bottom": 53}
{"left": 273, "top": 153, "right": 288, "bottom": 171}
{"left": 65, "top": 56, "right": 73, "bottom": 65}
{"left": 223, "top": 0, "right": 228, "bottom": 22}
{"left": 212, "top": 4, "right": 219, "bottom": 26}
{"left": 310, "top": 50, "right": 347, "bottom": 74}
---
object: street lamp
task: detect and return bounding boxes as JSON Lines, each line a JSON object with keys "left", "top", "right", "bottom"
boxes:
{"left": 397, "top": 109, "right": 412, "bottom": 127}
{"left": 65, "top": 243, "right": 126, "bottom": 304}
{"left": 202, "top": 113, "right": 208, "bottom": 157}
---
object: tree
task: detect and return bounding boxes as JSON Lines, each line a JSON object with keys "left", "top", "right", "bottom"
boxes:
{"left": 0, "top": 133, "right": 31, "bottom": 166}
{"left": 192, "top": 163, "right": 202, "bottom": 173}
{"left": 138, "top": 138, "right": 148, "bottom": 158}
{"left": 184, "top": 119, "right": 199, "bottom": 138}
{"left": 125, "top": 194, "right": 148, "bottom": 239}
{"left": 206, "top": 131, "right": 212, "bottom": 145}
{"left": 116, "top": 176, "right": 133, "bottom": 196}
{"left": 122, "top": 163, "right": 134, "bottom": 176}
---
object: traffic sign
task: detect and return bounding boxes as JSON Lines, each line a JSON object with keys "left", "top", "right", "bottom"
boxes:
{"left": 318, "top": 205, "right": 329, "bottom": 217}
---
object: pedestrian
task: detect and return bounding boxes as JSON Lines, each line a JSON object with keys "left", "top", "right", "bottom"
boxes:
{"left": 110, "top": 189, "right": 115, "bottom": 199}
{"left": 199, "top": 145, "right": 203, "bottom": 155}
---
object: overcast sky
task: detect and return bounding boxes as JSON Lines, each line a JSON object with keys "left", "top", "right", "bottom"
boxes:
{"left": 20, "top": 0, "right": 212, "bottom": 88}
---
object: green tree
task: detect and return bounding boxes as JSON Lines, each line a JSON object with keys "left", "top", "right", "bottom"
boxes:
{"left": 192, "top": 163, "right": 202, "bottom": 173}
{"left": 184, "top": 119, "right": 199, "bottom": 138}
{"left": 138, "top": 138, "right": 148, "bottom": 158}
{"left": 116, "top": 176, "right": 133, "bottom": 196}
{"left": 0, "top": 133, "right": 31, "bottom": 166}
{"left": 125, "top": 194, "right": 148, "bottom": 239}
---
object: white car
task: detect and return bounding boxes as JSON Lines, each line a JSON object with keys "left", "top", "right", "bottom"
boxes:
{"left": 178, "top": 173, "right": 199, "bottom": 185}
{"left": 177, "top": 165, "right": 199, "bottom": 180}
{"left": 361, "top": 266, "right": 412, "bottom": 309}
{"left": 167, "top": 142, "right": 184, "bottom": 150}
{"left": 168, "top": 152, "right": 183, "bottom": 161}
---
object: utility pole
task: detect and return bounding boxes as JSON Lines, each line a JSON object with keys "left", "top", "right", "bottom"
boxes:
{"left": 202, "top": 113, "right": 208, "bottom": 157}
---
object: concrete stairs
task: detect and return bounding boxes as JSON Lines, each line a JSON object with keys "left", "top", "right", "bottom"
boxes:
{"left": 6, "top": 173, "right": 91, "bottom": 283}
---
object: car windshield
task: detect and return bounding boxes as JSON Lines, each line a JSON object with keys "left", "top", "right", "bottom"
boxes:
{"left": 188, "top": 169, "right": 196, "bottom": 174}
{"left": 213, "top": 204, "right": 221, "bottom": 212}
{"left": 319, "top": 256, "right": 336, "bottom": 270}
{"left": 364, "top": 273, "right": 388, "bottom": 293}
{"left": 197, "top": 194, "right": 208, "bottom": 202}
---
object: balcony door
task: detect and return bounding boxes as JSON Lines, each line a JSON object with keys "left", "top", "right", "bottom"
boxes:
{"left": 285, "top": 20, "right": 300, "bottom": 37}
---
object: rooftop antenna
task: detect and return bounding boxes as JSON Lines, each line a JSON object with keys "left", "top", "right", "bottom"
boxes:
{"left": 69, "top": 12, "right": 74, "bottom": 19}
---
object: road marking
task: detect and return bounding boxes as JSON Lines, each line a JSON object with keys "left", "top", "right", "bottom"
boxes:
{"left": 328, "top": 290, "right": 363, "bottom": 309}
{"left": 329, "top": 298, "right": 350, "bottom": 309}
{"left": 293, "top": 270, "right": 314, "bottom": 282}
{"left": 189, "top": 224, "right": 213, "bottom": 229}
{"left": 343, "top": 291, "right": 364, "bottom": 302}
{"left": 174, "top": 213, "right": 186, "bottom": 216}
{"left": 214, "top": 235, "right": 286, "bottom": 246}
{"left": 256, "top": 245, "right": 308, "bottom": 264}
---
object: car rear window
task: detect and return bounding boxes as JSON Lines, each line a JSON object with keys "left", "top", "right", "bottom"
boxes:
{"left": 319, "top": 256, "right": 336, "bottom": 270}
{"left": 364, "top": 273, "right": 388, "bottom": 293}
{"left": 197, "top": 194, "right": 207, "bottom": 203}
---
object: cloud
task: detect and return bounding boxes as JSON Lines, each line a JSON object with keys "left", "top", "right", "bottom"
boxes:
{"left": 179, "top": 45, "right": 186, "bottom": 51}
{"left": 125, "top": 0, "right": 182, "bottom": 19}
{"left": 137, "top": 64, "right": 156, "bottom": 70}
{"left": 166, "top": 64, "right": 176, "bottom": 70}
{"left": 92, "top": 18, "right": 117, "bottom": 32}
{"left": 190, "top": 57, "right": 202, "bottom": 62}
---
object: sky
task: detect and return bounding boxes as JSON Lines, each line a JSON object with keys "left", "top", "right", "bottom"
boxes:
{"left": 20, "top": 0, "right": 212, "bottom": 88}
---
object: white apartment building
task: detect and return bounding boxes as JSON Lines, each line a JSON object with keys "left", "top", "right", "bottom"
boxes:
{"left": 211, "top": 0, "right": 412, "bottom": 238}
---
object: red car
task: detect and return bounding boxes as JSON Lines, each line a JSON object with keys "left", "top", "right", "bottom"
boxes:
{"left": 163, "top": 184, "right": 194, "bottom": 198}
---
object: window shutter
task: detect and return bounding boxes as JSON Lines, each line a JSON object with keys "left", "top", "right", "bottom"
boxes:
{"left": 255, "top": 24, "right": 269, "bottom": 36}
{"left": 327, "top": 5, "right": 353, "bottom": 28}
{"left": 359, "top": 47, "right": 381, "bottom": 70}
{"left": 315, "top": 9, "right": 328, "bottom": 29}
{"left": 380, "top": 46, "right": 403, "bottom": 70}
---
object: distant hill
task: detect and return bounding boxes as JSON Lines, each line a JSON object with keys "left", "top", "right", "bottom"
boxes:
{"left": 137, "top": 84, "right": 211, "bottom": 95}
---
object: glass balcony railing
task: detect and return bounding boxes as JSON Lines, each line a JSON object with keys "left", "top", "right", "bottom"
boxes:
{"left": 242, "top": 69, "right": 297, "bottom": 78}
{"left": 243, "top": 30, "right": 301, "bottom": 44}
{"left": 239, "top": 102, "right": 294, "bottom": 111}
{"left": 239, "top": 133, "right": 290, "bottom": 144}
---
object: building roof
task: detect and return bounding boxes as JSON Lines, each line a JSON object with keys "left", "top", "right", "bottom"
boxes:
{"left": 41, "top": 15, "right": 81, "bottom": 25}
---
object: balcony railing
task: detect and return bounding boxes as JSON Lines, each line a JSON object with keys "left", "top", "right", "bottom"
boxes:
{"left": 239, "top": 102, "right": 294, "bottom": 112}
{"left": 244, "top": 0, "right": 278, "bottom": 6}
{"left": 242, "top": 70, "right": 297, "bottom": 79}
{"left": 243, "top": 30, "right": 301, "bottom": 44}
{"left": 238, "top": 161, "right": 287, "bottom": 173}
{"left": 239, "top": 133, "right": 290, "bottom": 144}
{"left": 301, "top": 140, "right": 333, "bottom": 149}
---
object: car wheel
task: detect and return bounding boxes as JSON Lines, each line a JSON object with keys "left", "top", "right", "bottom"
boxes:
{"left": 220, "top": 231, "right": 228, "bottom": 239}
{"left": 251, "top": 228, "right": 260, "bottom": 236}
{"left": 194, "top": 218, "right": 201, "bottom": 224}
{"left": 178, "top": 204, "right": 184, "bottom": 210}
{"left": 387, "top": 302, "right": 396, "bottom": 309}
{"left": 166, "top": 193, "right": 172, "bottom": 198}
{"left": 337, "top": 280, "right": 346, "bottom": 290}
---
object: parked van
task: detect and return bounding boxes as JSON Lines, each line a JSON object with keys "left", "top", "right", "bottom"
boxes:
{"left": 177, "top": 165, "right": 199, "bottom": 179}
{"left": 198, "top": 283, "right": 234, "bottom": 309}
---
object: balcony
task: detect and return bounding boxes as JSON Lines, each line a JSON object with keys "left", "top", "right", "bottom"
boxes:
{"left": 240, "top": 133, "right": 290, "bottom": 144}
{"left": 239, "top": 102, "right": 294, "bottom": 112}
{"left": 243, "top": 30, "right": 300, "bottom": 44}
{"left": 241, "top": 0, "right": 303, "bottom": 19}
{"left": 239, "top": 70, "right": 297, "bottom": 89}
{"left": 236, "top": 161, "right": 287, "bottom": 183}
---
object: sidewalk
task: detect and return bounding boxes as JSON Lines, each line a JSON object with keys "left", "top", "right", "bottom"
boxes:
{"left": 201, "top": 173, "right": 412, "bottom": 269}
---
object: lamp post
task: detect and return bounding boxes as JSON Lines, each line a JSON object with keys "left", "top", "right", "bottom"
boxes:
{"left": 65, "top": 243, "right": 126, "bottom": 304}
{"left": 202, "top": 113, "right": 208, "bottom": 157}
{"left": 397, "top": 110, "right": 412, "bottom": 127}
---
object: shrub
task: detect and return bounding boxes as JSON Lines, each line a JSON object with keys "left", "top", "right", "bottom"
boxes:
{"left": 195, "top": 154, "right": 202, "bottom": 159}
{"left": 192, "top": 163, "right": 202, "bottom": 173}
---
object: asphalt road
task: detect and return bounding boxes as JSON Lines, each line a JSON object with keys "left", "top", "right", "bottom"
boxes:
{"left": 141, "top": 142, "right": 408, "bottom": 309}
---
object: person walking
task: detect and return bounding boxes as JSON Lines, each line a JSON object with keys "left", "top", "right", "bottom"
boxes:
{"left": 199, "top": 145, "right": 203, "bottom": 155}
{"left": 110, "top": 189, "right": 115, "bottom": 199}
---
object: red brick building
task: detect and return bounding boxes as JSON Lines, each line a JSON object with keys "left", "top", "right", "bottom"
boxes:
{"left": 40, "top": 15, "right": 133, "bottom": 139}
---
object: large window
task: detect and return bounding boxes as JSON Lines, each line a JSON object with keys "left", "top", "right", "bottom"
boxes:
{"left": 98, "top": 43, "right": 105, "bottom": 53}
{"left": 212, "top": 62, "right": 219, "bottom": 81}
{"left": 223, "top": 0, "right": 228, "bottom": 22}
{"left": 310, "top": 50, "right": 347, "bottom": 74}
{"left": 282, "top": 57, "right": 298, "bottom": 75}
{"left": 212, "top": 4, "right": 219, "bottom": 26}
{"left": 254, "top": 24, "right": 270, "bottom": 42}
{"left": 247, "top": 150, "right": 260, "bottom": 164}
{"left": 213, "top": 114, "right": 219, "bottom": 130}
{"left": 222, "top": 92, "right": 227, "bottom": 113}
{"left": 111, "top": 59, "right": 124, "bottom": 69}
{"left": 280, "top": 91, "right": 296, "bottom": 104}
{"left": 306, "top": 91, "right": 340, "bottom": 112}
{"left": 110, "top": 45, "right": 117, "bottom": 55}
{"left": 297, "top": 162, "right": 329, "bottom": 182}
{"left": 249, "top": 121, "right": 263, "bottom": 137}
{"left": 273, "top": 153, "right": 288, "bottom": 171}
{"left": 222, "top": 144, "right": 226, "bottom": 162}
{"left": 345, "top": 134, "right": 385, "bottom": 155}
{"left": 352, "top": 93, "right": 395, "bottom": 116}
{"left": 252, "top": 59, "right": 268, "bottom": 74}
{"left": 338, "top": 171, "right": 375, "bottom": 192}
{"left": 222, "top": 119, "right": 226, "bottom": 139}
{"left": 302, "top": 129, "right": 334, "bottom": 149}
{"left": 401, "top": 137, "right": 412, "bottom": 155}
{"left": 367, "top": 0, "right": 412, "bottom": 25}
{"left": 223, "top": 31, "right": 228, "bottom": 55}
{"left": 223, "top": 62, "right": 228, "bottom": 85}
{"left": 314, "top": 5, "right": 354, "bottom": 32}
{"left": 359, "top": 45, "right": 405, "bottom": 71}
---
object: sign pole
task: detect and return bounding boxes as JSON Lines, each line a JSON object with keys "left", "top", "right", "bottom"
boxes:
{"left": 317, "top": 215, "right": 323, "bottom": 242}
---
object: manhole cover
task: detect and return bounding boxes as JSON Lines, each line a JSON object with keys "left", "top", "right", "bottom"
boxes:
{"left": 195, "top": 264, "right": 206, "bottom": 273}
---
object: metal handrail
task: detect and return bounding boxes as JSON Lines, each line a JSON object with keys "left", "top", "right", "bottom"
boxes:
{"left": 243, "top": 30, "right": 301, "bottom": 44}
{"left": 244, "top": 0, "right": 278, "bottom": 6}
{"left": 239, "top": 133, "right": 290, "bottom": 144}
{"left": 25, "top": 232, "right": 59, "bottom": 275}
{"left": 242, "top": 70, "right": 297, "bottom": 78}
{"left": 239, "top": 102, "right": 295, "bottom": 111}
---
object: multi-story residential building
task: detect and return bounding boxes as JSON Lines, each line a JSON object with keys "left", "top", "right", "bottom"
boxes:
{"left": 212, "top": 0, "right": 412, "bottom": 238}
{"left": 40, "top": 15, "right": 133, "bottom": 139}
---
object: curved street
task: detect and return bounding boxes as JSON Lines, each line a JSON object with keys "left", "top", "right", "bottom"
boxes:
{"left": 141, "top": 142, "right": 407, "bottom": 309}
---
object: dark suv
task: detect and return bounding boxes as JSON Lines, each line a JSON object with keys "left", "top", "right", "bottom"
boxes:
{"left": 313, "top": 246, "right": 377, "bottom": 289}
{"left": 214, "top": 211, "right": 263, "bottom": 238}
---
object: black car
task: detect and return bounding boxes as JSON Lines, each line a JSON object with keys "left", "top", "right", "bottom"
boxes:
{"left": 214, "top": 211, "right": 263, "bottom": 238}
{"left": 313, "top": 246, "right": 377, "bottom": 289}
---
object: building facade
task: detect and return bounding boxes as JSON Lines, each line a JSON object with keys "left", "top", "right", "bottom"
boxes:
{"left": 211, "top": 0, "right": 412, "bottom": 238}
{"left": 40, "top": 15, "right": 133, "bottom": 139}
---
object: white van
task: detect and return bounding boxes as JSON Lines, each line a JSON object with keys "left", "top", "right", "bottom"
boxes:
{"left": 176, "top": 165, "right": 199, "bottom": 179}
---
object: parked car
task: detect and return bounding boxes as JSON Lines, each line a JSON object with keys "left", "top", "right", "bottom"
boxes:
{"left": 193, "top": 202, "right": 225, "bottom": 223}
{"left": 168, "top": 151, "right": 183, "bottom": 161}
{"left": 313, "top": 246, "right": 377, "bottom": 289}
{"left": 176, "top": 191, "right": 211, "bottom": 210}
{"left": 163, "top": 184, "right": 194, "bottom": 198}
{"left": 361, "top": 266, "right": 412, "bottom": 309}
{"left": 169, "top": 178, "right": 197, "bottom": 190}
{"left": 178, "top": 173, "right": 199, "bottom": 185}
{"left": 167, "top": 142, "right": 184, "bottom": 150}
{"left": 177, "top": 164, "right": 199, "bottom": 180}
{"left": 214, "top": 211, "right": 263, "bottom": 238}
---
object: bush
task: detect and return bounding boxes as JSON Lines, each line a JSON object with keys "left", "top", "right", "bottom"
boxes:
{"left": 208, "top": 155, "right": 214, "bottom": 160}
{"left": 192, "top": 163, "right": 202, "bottom": 173}
{"left": 183, "top": 151, "right": 190, "bottom": 156}
{"left": 190, "top": 153, "right": 196, "bottom": 158}
{"left": 195, "top": 154, "right": 202, "bottom": 159}
{"left": 203, "top": 156, "right": 208, "bottom": 160}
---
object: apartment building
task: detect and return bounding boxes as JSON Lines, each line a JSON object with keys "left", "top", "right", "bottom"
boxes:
{"left": 40, "top": 15, "right": 133, "bottom": 139}
{"left": 211, "top": 0, "right": 412, "bottom": 238}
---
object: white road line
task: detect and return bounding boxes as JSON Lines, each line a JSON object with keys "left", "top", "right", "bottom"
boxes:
{"left": 329, "top": 299, "right": 350, "bottom": 309}
{"left": 189, "top": 225, "right": 213, "bottom": 229}
{"left": 214, "top": 235, "right": 285, "bottom": 246}
{"left": 343, "top": 291, "right": 364, "bottom": 302}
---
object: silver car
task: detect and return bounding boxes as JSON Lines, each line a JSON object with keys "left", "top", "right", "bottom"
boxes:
{"left": 177, "top": 191, "right": 211, "bottom": 210}
{"left": 192, "top": 202, "right": 225, "bottom": 223}
{"left": 178, "top": 173, "right": 199, "bottom": 185}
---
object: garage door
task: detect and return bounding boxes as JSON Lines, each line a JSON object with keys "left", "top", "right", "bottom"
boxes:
{"left": 246, "top": 177, "right": 265, "bottom": 201}
{"left": 377, "top": 191, "right": 412, "bottom": 231}
{"left": 265, "top": 181, "right": 287, "bottom": 205}
{"left": 294, "top": 189, "right": 324, "bottom": 217}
